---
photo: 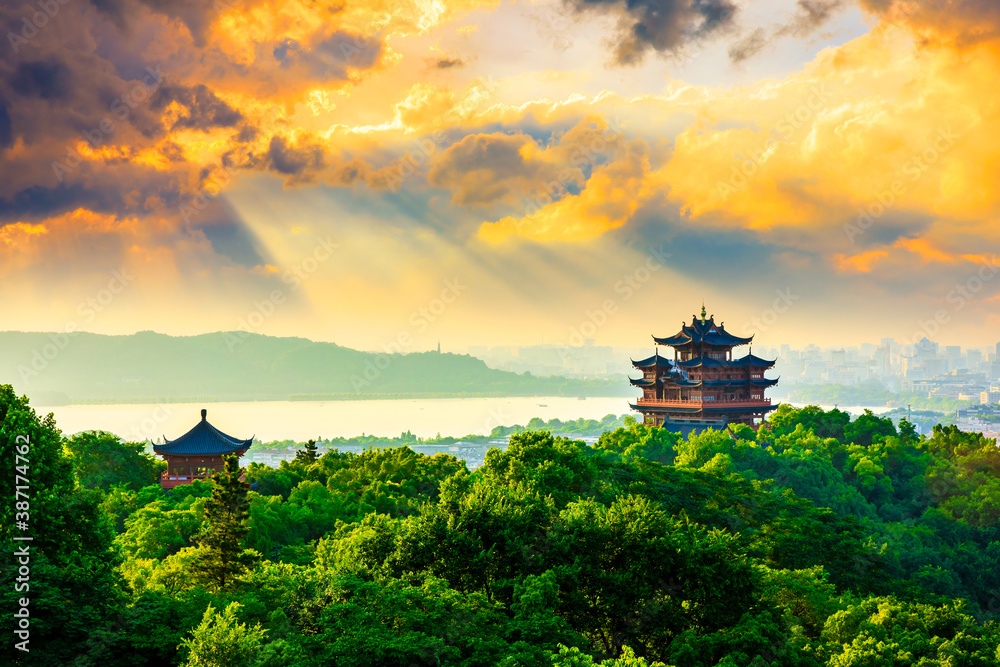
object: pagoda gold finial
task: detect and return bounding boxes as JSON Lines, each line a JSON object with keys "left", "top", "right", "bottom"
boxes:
{"left": 700, "top": 301, "right": 707, "bottom": 324}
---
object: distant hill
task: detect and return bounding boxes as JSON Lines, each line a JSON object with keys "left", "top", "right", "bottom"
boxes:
{"left": 0, "top": 331, "right": 630, "bottom": 405}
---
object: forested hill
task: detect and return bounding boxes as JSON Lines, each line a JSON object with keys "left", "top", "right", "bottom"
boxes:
{"left": 0, "top": 331, "right": 626, "bottom": 404}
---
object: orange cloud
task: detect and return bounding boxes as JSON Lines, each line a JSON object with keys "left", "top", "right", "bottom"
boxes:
{"left": 478, "top": 132, "right": 656, "bottom": 242}
{"left": 833, "top": 250, "right": 889, "bottom": 273}
{"left": 893, "top": 237, "right": 955, "bottom": 263}
{"left": 0, "top": 223, "right": 48, "bottom": 247}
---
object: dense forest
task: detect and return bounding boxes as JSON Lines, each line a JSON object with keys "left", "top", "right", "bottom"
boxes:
{"left": 2, "top": 383, "right": 999, "bottom": 666}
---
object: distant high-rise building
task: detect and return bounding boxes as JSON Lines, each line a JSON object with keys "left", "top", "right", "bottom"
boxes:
{"left": 875, "top": 345, "right": 891, "bottom": 376}
{"left": 914, "top": 337, "right": 938, "bottom": 360}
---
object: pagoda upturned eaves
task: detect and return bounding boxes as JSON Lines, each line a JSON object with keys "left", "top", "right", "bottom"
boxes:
{"left": 629, "top": 306, "right": 779, "bottom": 430}
{"left": 153, "top": 409, "right": 252, "bottom": 489}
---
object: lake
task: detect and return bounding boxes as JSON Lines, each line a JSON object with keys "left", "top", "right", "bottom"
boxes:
{"left": 40, "top": 397, "right": 895, "bottom": 443}
{"left": 42, "top": 396, "right": 634, "bottom": 442}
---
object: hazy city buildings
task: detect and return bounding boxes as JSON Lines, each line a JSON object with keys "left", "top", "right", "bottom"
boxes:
{"left": 466, "top": 337, "right": 1000, "bottom": 407}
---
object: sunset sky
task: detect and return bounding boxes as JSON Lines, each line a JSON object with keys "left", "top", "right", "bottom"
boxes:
{"left": 2, "top": 0, "right": 999, "bottom": 351}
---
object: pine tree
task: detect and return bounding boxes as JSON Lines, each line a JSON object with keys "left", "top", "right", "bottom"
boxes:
{"left": 294, "top": 438, "right": 319, "bottom": 464}
{"left": 191, "top": 454, "right": 258, "bottom": 590}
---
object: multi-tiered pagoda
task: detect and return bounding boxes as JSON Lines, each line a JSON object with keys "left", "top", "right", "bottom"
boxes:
{"left": 630, "top": 305, "right": 778, "bottom": 432}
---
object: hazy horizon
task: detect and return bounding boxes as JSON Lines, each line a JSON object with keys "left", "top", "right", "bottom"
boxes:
{"left": 0, "top": 326, "right": 996, "bottom": 355}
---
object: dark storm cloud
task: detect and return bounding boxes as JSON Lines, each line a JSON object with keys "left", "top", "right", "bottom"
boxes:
{"left": 266, "top": 136, "right": 326, "bottom": 179}
{"left": 10, "top": 59, "right": 76, "bottom": 101}
{"left": 563, "top": 0, "right": 739, "bottom": 65}
{"left": 857, "top": 0, "right": 1000, "bottom": 39}
{"left": 0, "top": 101, "right": 12, "bottom": 150}
{"left": 729, "top": 0, "right": 847, "bottom": 63}
{"left": 0, "top": 8, "right": 173, "bottom": 221}
{"left": 88, "top": 0, "right": 227, "bottom": 46}
{"left": 273, "top": 30, "right": 383, "bottom": 79}
{"left": 0, "top": 182, "right": 124, "bottom": 220}
{"left": 0, "top": 0, "right": 387, "bottom": 228}
{"left": 151, "top": 84, "right": 244, "bottom": 131}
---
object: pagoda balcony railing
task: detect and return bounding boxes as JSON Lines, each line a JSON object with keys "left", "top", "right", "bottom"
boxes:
{"left": 160, "top": 470, "right": 247, "bottom": 483}
{"left": 161, "top": 471, "right": 215, "bottom": 482}
{"left": 636, "top": 398, "right": 772, "bottom": 408}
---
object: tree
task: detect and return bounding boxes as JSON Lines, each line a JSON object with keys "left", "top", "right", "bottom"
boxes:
{"left": 179, "top": 602, "right": 266, "bottom": 667}
{"left": 64, "top": 430, "right": 164, "bottom": 491}
{"left": 191, "top": 455, "right": 259, "bottom": 590}
{"left": 595, "top": 417, "right": 677, "bottom": 465}
{"left": 0, "top": 386, "right": 125, "bottom": 666}
{"left": 294, "top": 438, "right": 319, "bottom": 464}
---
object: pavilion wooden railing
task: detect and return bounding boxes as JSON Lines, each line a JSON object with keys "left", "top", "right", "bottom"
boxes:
{"left": 160, "top": 470, "right": 247, "bottom": 483}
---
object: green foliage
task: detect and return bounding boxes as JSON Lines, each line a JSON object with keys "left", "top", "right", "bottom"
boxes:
{"left": 64, "top": 430, "right": 164, "bottom": 491}
{"left": 548, "top": 644, "right": 671, "bottom": 666}
{"left": 294, "top": 438, "right": 319, "bottom": 464}
{"left": 492, "top": 413, "right": 632, "bottom": 438}
{"left": 179, "top": 602, "right": 266, "bottom": 667}
{"left": 0, "top": 385, "right": 127, "bottom": 666}
{"left": 595, "top": 417, "right": 678, "bottom": 464}
{"left": 191, "top": 455, "right": 259, "bottom": 591}
{"left": 822, "top": 597, "right": 1000, "bottom": 666}
{"left": 8, "top": 387, "right": 1000, "bottom": 667}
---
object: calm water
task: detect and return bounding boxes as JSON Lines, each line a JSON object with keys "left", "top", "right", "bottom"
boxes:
{"left": 40, "top": 397, "right": 895, "bottom": 443}
{"left": 43, "top": 396, "right": 635, "bottom": 442}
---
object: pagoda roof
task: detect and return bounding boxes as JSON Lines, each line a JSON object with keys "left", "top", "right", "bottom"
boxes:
{"left": 153, "top": 409, "right": 253, "bottom": 456}
{"left": 654, "top": 315, "right": 753, "bottom": 349}
{"left": 730, "top": 354, "right": 776, "bottom": 368}
{"left": 631, "top": 353, "right": 674, "bottom": 369}
{"left": 751, "top": 377, "right": 780, "bottom": 387}
{"left": 629, "top": 377, "right": 656, "bottom": 387}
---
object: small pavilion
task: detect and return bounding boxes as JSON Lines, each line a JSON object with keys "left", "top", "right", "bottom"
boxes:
{"left": 154, "top": 409, "right": 253, "bottom": 490}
